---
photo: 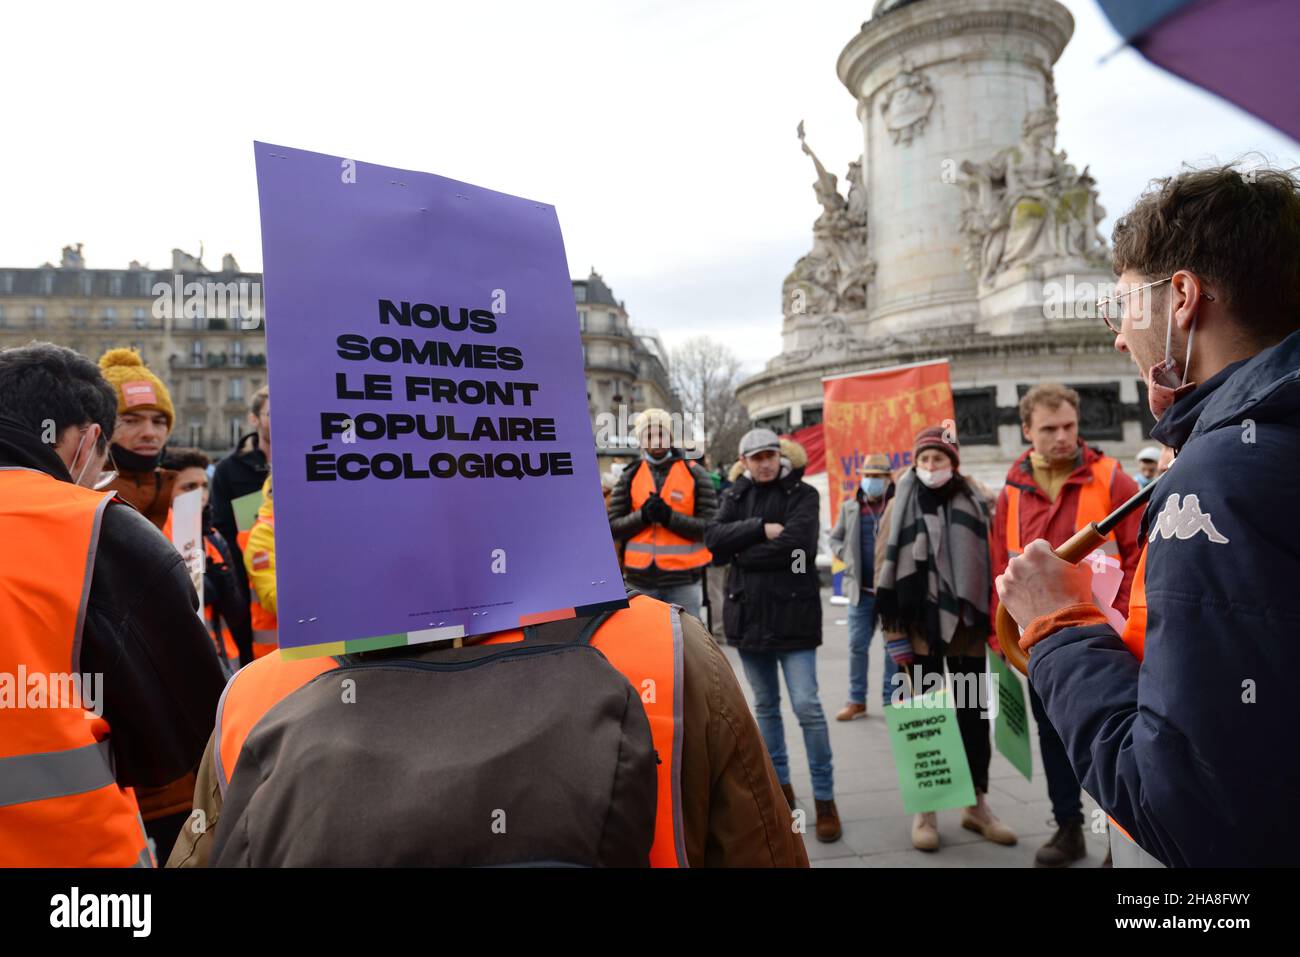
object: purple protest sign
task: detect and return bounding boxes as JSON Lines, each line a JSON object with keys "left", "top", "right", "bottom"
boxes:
{"left": 253, "top": 142, "right": 626, "bottom": 659}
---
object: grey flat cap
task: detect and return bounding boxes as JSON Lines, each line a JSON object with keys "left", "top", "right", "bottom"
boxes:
{"left": 738, "top": 427, "right": 781, "bottom": 458}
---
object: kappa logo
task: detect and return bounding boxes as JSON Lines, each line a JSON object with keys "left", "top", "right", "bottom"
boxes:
{"left": 1149, "top": 493, "right": 1230, "bottom": 544}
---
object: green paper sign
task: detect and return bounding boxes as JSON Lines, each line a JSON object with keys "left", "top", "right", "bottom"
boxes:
{"left": 990, "top": 653, "right": 1033, "bottom": 781}
{"left": 883, "top": 689, "right": 977, "bottom": 814}
{"left": 232, "top": 489, "right": 264, "bottom": 533}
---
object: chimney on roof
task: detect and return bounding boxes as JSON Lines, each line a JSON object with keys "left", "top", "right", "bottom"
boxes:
{"left": 221, "top": 253, "right": 240, "bottom": 273}
{"left": 60, "top": 244, "right": 85, "bottom": 269}
{"left": 172, "top": 248, "right": 208, "bottom": 273}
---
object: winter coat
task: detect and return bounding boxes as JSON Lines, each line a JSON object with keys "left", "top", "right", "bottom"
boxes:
{"left": 106, "top": 465, "right": 176, "bottom": 530}
{"left": 990, "top": 443, "right": 1143, "bottom": 619}
{"left": 705, "top": 441, "right": 822, "bottom": 652}
{"left": 210, "top": 432, "right": 270, "bottom": 599}
{"left": 1030, "top": 327, "right": 1300, "bottom": 866}
{"left": 829, "top": 487, "right": 891, "bottom": 607}
{"left": 874, "top": 475, "right": 990, "bottom": 658}
{"left": 607, "top": 451, "right": 718, "bottom": 589}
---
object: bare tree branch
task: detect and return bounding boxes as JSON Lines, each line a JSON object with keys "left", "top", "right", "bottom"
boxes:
{"left": 669, "top": 336, "right": 749, "bottom": 468}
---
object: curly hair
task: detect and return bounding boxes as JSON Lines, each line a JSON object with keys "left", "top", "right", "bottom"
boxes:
{"left": 1112, "top": 161, "right": 1300, "bottom": 342}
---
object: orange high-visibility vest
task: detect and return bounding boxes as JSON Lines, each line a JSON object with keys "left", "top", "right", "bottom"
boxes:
{"left": 623, "top": 460, "right": 712, "bottom": 572}
{"left": 213, "top": 594, "right": 689, "bottom": 867}
{"left": 0, "top": 468, "right": 153, "bottom": 867}
{"left": 1120, "top": 545, "right": 1149, "bottom": 660}
{"left": 1005, "top": 456, "right": 1120, "bottom": 558}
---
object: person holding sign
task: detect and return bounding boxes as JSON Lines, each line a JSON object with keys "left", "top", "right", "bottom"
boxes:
{"left": 164, "top": 448, "right": 254, "bottom": 671}
{"left": 875, "top": 426, "right": 1016, "bottom": 852}
{"left": 998, "top": 163, "right": 1300, "bottom": 867}
{"left": 607, "top": 408, "right": 716, "bottom": 620}
{"left": 989, "top": 384, "right": 1144, "bottom": 867}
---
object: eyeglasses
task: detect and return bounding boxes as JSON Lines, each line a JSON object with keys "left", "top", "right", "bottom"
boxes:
{"left": 1096, "top": 277, "right": 1214, "bottom": 334}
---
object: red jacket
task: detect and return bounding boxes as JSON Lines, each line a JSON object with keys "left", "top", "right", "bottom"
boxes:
{"left": 990, "top": 443, "right": 1144, "bottom": 624}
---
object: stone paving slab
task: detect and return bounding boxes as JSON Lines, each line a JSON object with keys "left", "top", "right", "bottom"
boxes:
{"left": 717, "top": 594, "right": 1110, "bottom": 868}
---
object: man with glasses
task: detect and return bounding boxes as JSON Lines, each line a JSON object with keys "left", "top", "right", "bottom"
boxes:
{"left": 998, "top": 164, "right": 1300, "bottom": 866}
{"left": 0, "top": 342, "right": 225, "bottom": 866}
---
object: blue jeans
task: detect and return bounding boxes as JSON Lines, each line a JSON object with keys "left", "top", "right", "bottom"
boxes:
{"left": 738, "top": 649, "right": 835, "bottom": 801}
{"left": 846, "top": 591, "right": 899, "bottom": 708}
{"left": 639, "top": 581, "right": 703, "bottom": 622}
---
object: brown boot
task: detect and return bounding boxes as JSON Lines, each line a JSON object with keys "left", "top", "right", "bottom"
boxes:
{"left": 781, "top": 783, "right": 796, "bottom": 811}
{"left": 814, "top": 799, "right": 842, "bottom": 843}
{"left": 835, "top": 702, "right": 867, "bottom": 721}
{"left": 1034, "top": 819, "right": 1087, "bottom": 867}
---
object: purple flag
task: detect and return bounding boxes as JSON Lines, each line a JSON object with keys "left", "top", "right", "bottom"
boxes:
{"left": 253, "top": 142, "right": 626, "bottom": 659}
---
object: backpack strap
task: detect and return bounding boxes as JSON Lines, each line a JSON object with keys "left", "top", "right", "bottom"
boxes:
{"left": 523, "top": 587, "right": 639, "bottom": 646}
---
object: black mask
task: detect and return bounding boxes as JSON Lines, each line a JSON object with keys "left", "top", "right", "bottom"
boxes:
{"left": 110, "top": 442, "right": 164, "bottom": 474}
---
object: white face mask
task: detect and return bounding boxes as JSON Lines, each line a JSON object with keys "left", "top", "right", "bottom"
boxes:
{"left": 915, "top": 466, "right": 953, "bottom": 489}
{"left": 71, "top": 427, "right": 97, "bottom": 487}
{"left": 70, "top": 426, "right": 115, "bottom": 490}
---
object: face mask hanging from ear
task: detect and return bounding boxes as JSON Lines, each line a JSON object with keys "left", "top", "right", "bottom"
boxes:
{"left": 72, "top": 428, "right": 98, "bottom": 487}
{"left": 1147, "top": 292, "right": 1198, "bottom": 418}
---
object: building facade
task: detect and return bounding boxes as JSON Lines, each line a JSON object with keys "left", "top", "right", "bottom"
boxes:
{"left": 0, "top": 245, "right": 267, "bottom": 456}
{"left": 1, "top": 249, "right": 668, "bottom": 459}
{"left": 572, "top": 269, "right": 678, "bottom": 450}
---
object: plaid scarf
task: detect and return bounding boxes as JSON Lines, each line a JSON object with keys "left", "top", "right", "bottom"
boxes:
{"left": 876, "top": 469, "right": 991, "bottom": 653}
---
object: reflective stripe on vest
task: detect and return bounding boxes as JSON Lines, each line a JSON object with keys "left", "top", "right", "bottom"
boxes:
{"left": 1005, "top": 456, "right": 1120, "bottom": 558}
{"left": 0, "top": 468, "right": 152, "bottom": 867}
{"left": 624, "top": 460, "right": 712, "bottom": 572}
{"left": 212, "top": 594, "right": 689, "bottom": 867}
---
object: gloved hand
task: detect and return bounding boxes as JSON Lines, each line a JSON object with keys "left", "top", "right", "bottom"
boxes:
{"left": 641, "top": 494, "right": 673, "bottom": 526}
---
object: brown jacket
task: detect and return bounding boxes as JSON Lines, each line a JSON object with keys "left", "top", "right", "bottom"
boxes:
{"left": 168, "top": 611, "right": 808, "bottom": 867}
{"left": 106, "top": 467, "right": 177, "bottom": 531}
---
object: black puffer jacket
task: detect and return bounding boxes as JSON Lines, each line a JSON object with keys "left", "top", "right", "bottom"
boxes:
{"left": 704, "top": 443, "right": 821, "bottom": 652}
{"left": 210, "top": 432, "right": 269, "bottom": 600}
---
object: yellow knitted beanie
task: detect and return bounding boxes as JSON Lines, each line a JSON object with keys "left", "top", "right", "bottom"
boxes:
{"left": 98, "top": 348, "right": 175, "bottom": 430}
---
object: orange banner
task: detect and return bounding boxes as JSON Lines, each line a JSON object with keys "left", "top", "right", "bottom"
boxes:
{"left": 821, "top": 359, "right": 955, "bottom": 524}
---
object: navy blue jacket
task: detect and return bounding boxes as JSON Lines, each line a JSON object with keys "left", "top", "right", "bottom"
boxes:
{"left": 1030, "top": 328, "right": 1300, "bottom": 866}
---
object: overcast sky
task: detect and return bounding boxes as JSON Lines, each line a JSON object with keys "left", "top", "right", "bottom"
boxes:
{"left": 2, "top": 0, "right": 1295, "bottom": 369}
